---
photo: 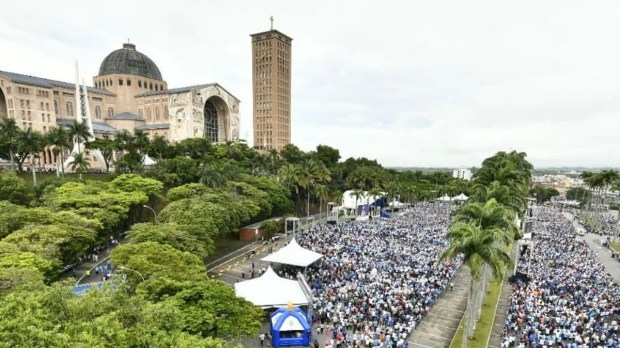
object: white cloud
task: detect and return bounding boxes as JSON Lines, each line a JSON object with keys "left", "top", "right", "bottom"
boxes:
{"left": 1, "top": 0, "right": 619, "bottom": 168}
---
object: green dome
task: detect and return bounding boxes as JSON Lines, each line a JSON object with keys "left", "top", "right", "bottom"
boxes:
{"left": 99, "top": 43, "right": 162, "bottom": 80}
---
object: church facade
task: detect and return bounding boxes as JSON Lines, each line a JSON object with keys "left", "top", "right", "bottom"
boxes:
{"left": 0, "top": 42, "right": 240, "bottom": 168}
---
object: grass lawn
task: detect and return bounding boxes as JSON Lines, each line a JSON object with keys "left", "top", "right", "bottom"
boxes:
{"left": 611, "top": 242, "right": 620, "bottom": 253}
{"left": 450, "top": 276, "right": 503, "bottom": 348}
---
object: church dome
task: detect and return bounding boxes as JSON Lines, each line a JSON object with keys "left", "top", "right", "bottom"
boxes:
{"left": 98, "top": 43, "right": 162, "bottom": 80}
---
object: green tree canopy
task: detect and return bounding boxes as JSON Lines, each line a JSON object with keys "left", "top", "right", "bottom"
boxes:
{"left": 128, "top": 223, "right": 214, "bottom": 260}
{"left": 0, "top": 172, "right": 30, "bottom": 205}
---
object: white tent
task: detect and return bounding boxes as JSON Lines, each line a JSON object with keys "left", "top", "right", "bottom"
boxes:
{"left": 341, "top": 190, "right": 384, "bottom": 210}
{"left": 437, "top": 194, "right": 452, "bottom": 202}
{"left": 261, "top": 238, "right": 323, "bottom": 267}
{"left": 234, "top": 266, "right": 310, "bottom": 308}
{"left": 389, "top": 201, "right": 404, "bottom": 208}
{"left": 452, "top": 193, "right": 469, "bottom": 201}
{"left": 143, "top": 154, "right": 157, "bottom": 166}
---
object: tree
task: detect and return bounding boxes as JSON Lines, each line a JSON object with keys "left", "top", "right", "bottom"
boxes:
{"left": 313, "top": 144, "right": 340, "bottom": 168}
{"left": 280, "top": 144, "right": 306, "bottom": 164}
{"left": 529, "top": 184, "right": 559, "bottom": 204}
{"left": 145, "top": 156, "right": 200, "bottom": 188}
{"left": 440, "top": 222, "right": 511, "bottom": 345}
{"left": 349, "top": 189, "right": 364, "bottom": 216}
{"left": 149, "top": 134, "right": 171, "bottom": 162}
{"left": 0, "top": 283, "right": 231, "bottom": 347}
{"left": 0, "top": 172, "right": 30, "bottom": 205}
{"left": 165, "top": 280, "right": 263, "bottom": 339}
{"left": 16, "top": 127, "right": 45, "bottom": 186}
{"left": 278, "top": 164, "right": 302, "bottom": 195}
{"left": 86, "top": 137, "right": 115, "bottom": 172}
{"left": 128, "top": 223, "right": 213, "bottom": 260}
{"left": 67, "top": 120, "right": 91, "bottom": 154}
{"left": 68, "top": 152, "right": 90, "bottom": 180}
{"left": 566, "top": 187, "right": 590, "bottom": 204}
{"left": 175, "top": 138, "right": 213, "bottom": 160}
{"left": 45, "top": 126, "right": 71, "bottom": 176}
{"left": 314, "top": 184, "right": 329, "bottom": 217}
{"left": 0, "top": 118, "right": 21, "bottom": 171}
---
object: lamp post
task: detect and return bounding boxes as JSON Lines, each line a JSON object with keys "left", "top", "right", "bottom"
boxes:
{"left": 143, "top": 205, "right": 158, "bottom": 224}
{"left": 119, "top": 266, "right": 145, "bottom": 281}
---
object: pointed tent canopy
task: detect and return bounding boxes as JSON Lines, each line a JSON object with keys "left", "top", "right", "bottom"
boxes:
{"left": 234, "top": 266, "right": 310, "bottom": 308}
{"left": 452, "top": 193, "right": 469, "bottom": 201}
{"left": 437, "top": 194, "right": 452, "bottom": 202}
{"left": 261, "top": 238, "right": 323, "bottom": 267}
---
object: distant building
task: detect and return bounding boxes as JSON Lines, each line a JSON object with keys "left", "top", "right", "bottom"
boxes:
{"left": 453, "top": 168, "right": 472, "bottom": 181}
{"left": 251, "top": 26, "right": 292, "bottom": 151}
{"left": 0, "top": 42, "right": 240, "bottom": 169}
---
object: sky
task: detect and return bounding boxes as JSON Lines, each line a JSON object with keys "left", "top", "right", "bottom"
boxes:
{"left": 1, "top": 0, "right": 619, "bottom": 168}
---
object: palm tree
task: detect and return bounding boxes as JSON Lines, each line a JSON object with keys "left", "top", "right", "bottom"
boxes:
{"left": 68, "top": 152, "right": 90, "bottom": 180}
{"left": 46, "top": 126, "right": 71, "bottom": 176}
{"left": 133, "top": 129, "right": 151, "bottom": 162}
{"left": 440, "top": 222, "right": 512, "bottom": 346}
{"left": 300, "top": 159, "right": 332, "bottom": 217}
{"left": 349, "top": 189, "right": 364, "bottom": 217}
{"left": 0, "top": 118, "right": 21, "bottom": 171}
{"left": 314, "top": 184, "right": 328, "bottom": 219}
{"left": 453, "top": 199, "right": 518, "bottom": 240}
{"left": 278, "top": 163, "right": 302, "bottom": 195}
{"left": 67, "top": 120, "right": 91, "bottom": 154}
{"left": 368, "top": 187, "right": 383, "bottom": 216}
{"left": 16, "top": 128, "right": 45, "bottom": 186}
{"left": 86, "top": 137, "right": 115, "bottom": 172}
{"left": 149, "top": 134, "right": 169, "bottom": 162}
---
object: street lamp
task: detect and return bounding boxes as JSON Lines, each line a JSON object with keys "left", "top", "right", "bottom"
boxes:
{"left": 143, "top": 205, "right": 158, "bottom": 224}
{"left": 119, "top": 266, "right": 145, "bottom": 281}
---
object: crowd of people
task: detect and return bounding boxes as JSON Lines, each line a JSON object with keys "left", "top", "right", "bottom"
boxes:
{"left": 294, "top": 202, "right": 460, "bottom": 348}
{"left": 502, "top": 207, "right": 620, "bottom": 347}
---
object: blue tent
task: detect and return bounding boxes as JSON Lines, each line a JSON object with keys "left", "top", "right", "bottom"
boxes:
{"left": 270, "top": 307, "right": 311, "bottom": 347}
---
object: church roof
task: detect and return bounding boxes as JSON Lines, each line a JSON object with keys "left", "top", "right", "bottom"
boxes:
{"left": 136, "top": 123, "right": 169, "bottom": 130}
{"left": 56, "top": 118, "right": 117, "bottom": 134}
{"left": 98, "top": 43, "right": 162, "bottom": 81}
{"left": 135, "top": 83, "right": 240, "bottom": 102}
{"left": 0, "top": 70, "right": 115, "bottom": 96}
{"left": 106, "top": 112, "right": 144, "bottom": 121}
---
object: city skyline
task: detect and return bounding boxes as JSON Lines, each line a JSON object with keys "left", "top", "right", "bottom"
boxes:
{"left": 1, "top": 0, "right": 619, "bottom": 168}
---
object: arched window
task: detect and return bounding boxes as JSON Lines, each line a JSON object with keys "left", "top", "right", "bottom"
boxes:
{"left": 138, "top": 80, "right": 142, "bottom": 88}
{"left": 108, "top": 108, "right": 114, "bottom": 117}
{"left": 95, "top": 106, "right": 101, "bottom": 119}
{"left": 66, "top": 102, "right": 73, "bottom": 117}
{"left": 203, "top": 99, "right": 218, "bottom": 142}
{"left": 147, "top": 108, "right": 152, "bottom": 121}
{"left": 155, "top": 107, "right": 160, "bottom": 120}
{"left": 149, "top": 83, "right": 153, "bottom": 90}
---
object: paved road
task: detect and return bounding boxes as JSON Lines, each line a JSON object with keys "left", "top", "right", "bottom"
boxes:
{"left": 564, "top": 212, "right": 620, "bottom": 284}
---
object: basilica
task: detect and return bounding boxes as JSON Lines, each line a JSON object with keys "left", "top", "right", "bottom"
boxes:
{"left": 0, "top": 42, "right": 241, "bottom": 167}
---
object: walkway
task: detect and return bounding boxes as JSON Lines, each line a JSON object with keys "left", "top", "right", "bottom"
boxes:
{"left": 487, "top": 244, "right": 518, "bottom": 348}
{"left": 408, "top": 265, "right": 470, "bottom": 348}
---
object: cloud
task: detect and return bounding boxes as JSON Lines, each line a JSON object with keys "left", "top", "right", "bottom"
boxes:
{"left": 1, "top": 0, "right": 619, "bottom": 168}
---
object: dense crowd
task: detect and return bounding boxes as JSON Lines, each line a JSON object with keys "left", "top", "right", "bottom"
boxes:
{"left": 502, "top": 207, "right": 620, "bottom": 347}
{"left": 296, "top": 202, "right": 460, "bottom": 348}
